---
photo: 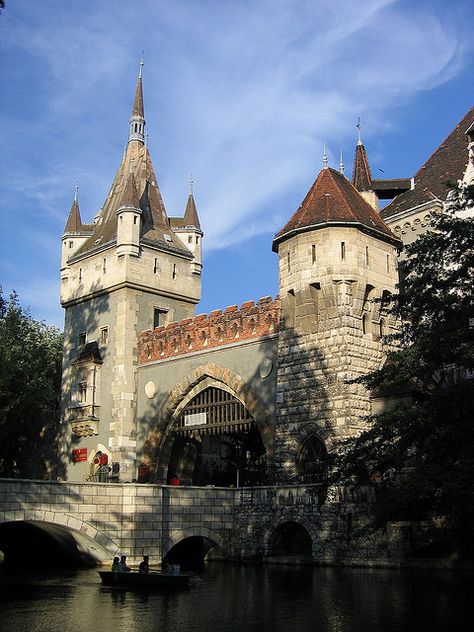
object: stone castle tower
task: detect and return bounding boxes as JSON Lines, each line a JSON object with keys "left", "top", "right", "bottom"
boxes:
{"left": 271, "top": 161, "right": 400, "bottom": 481}
{"left": 60, "top": 62, "right": 202, "bottom": 480}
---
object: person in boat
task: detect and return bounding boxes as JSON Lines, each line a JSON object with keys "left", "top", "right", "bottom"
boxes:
{"left": 139, "top": 555, "right": 150, "bottom": 574}
{"left": 118, "top": 555, "right": 131, "bottom": 572}
{"left": 111, "top": 556, "right": 120, "bottom": 572}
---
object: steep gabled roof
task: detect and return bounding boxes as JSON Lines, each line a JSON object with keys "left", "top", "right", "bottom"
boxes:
{"left": 382, "top": 105, "right": 474, "bottom": 219}
{"left": 273, "top": 167, "right": 398, "bottom": 251}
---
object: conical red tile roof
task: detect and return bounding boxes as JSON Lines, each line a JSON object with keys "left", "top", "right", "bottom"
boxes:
{"left": 273, "top": 167, "right": 398, "bottom": 251}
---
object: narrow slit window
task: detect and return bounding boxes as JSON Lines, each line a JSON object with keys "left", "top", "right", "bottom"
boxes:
{"left": 341, "top": 242, "right": 346, "bottom": 260}
{"left": 153, "top": 258, "right": 158, "bottom": 274}
{"left": 312, "top": 244, "right": 316, "bottom": 264}
{"left": 172, "top": 263, "right": 177, "bottom": 279}
{"left": 287, "top": 252, "right": 291, "bottom": 271}
{"left": 103, "top": 258, "right": 107, "bottom": 274}
{"left": 100, "top": 327, "right": 109, "bottom": 346}
{"left": 386, "top": 254, "right": 390, "bottom": 273}
{"left": 365, "top": 246, "right": 369, "bottom": 267}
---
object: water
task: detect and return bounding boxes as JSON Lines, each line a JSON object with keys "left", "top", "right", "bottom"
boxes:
{"left": 0, "top": 563, "right": 473, "bottom": 632}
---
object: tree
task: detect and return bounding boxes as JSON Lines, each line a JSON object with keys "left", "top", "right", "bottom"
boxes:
{"left": 332, "top": 182, "right": 474, "bottom": 556}
{"left": 0, "top": 288, "right": 64, "bottom": 478}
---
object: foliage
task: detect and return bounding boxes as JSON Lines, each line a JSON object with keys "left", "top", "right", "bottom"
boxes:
{"left": 332, "top": 182, "right": 474, "bottom": 556}
{"left": 0, "top": 288, "right": 64, "bottom": 478}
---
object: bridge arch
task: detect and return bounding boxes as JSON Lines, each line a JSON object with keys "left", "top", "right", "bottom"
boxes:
{"left": 0, "top": 511, "right": 117, "bottom": 566}
{"left": 164, "top": 525, "right": 226, "bottom": 571}
{"left": 142, "top": 363, "right": 273, "bottom": 483}
{"left": 264, "top": 516, "right": 320, "bottom": 560}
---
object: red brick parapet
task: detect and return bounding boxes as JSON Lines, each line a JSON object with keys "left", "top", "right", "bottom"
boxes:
{"left": 139, "top": 296, "right": 280, "bottom": 364}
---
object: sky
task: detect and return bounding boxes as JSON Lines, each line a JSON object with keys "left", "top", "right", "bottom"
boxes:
{"left": 0, "top": 0, "right": 473, "bottom": 330}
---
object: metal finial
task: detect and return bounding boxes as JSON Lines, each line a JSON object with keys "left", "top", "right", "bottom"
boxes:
{"left": 74, "top": 180, "right": 79, "bottom": 202}
{"left": 339, "top": 149, "right": 344, "bottom": 175}
{"left": 356, "top": 117, "right": 362, "bottom": 145}
{"left": 189, "top": 174, "right": 194, "bottom": 194}
{"left": 139, "top": 52, "right": 144, "bottom": 79}
{"left": 145, "top": 133, "right": 149, "bottom": 148}
{"left": 323, "top": 143, "right": 329, "bottom": 168}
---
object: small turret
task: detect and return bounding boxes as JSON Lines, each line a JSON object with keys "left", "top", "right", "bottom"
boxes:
{"left": 171, "top": 178, "right": 203, "bottom": 276}
{"left": 116, "top": 171, "right": 142, "bottom": 257}
{"left": 61, "top": 183, "right": 93, "bottom": 280}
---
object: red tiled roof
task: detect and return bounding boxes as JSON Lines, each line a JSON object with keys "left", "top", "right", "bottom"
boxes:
{"left": 273, "top": 167, "right": 397, "bottom": 250}
{"left": 382, "top": 105, "right": 474, "bottom": 219}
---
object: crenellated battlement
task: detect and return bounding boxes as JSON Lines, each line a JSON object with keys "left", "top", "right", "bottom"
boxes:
{"left": 139, "top": 296, "right": 280, "bottom": 364}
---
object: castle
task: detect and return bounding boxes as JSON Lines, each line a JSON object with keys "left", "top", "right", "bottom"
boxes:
{"left": 60, "top": 65, "right": 474, "bottom": 485}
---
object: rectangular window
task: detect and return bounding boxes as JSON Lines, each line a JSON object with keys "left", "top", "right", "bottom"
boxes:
{"left": 188, "top": 236, "right": 193, "bottom": 244}
{"left": 386, "top": 254, "right": 390, "bottom": 273}
{"left": 99, "top": 327, "right": 109, "bottom": 346}
{"left": 172, "top": 263, "right": 177, "bottom": 279}
{"left": 153, "top": 308, "right": 167, "bottom": 329}
{"left": 103, "top": 258, "right": 107, "bottom": 274}
{"left": 341, "top": 242, "right": 346, "bottom": 260}
{"left": 133, "top": 216, "right": 138, "bottom": 225}
{"left": 78, "top": 332, "right": 86, "bottom": 347}
{"left": 311, "top": 244, "right": 316, "bottom": 264}
{"left": 287, "top": 252, "right": 291, "bottom": 271}
{"left": 153, "top": 258, "right": 158, "bottom": 274}
{"left": 69, "top": 241, "right": 74, "bottom": 249}
{"left": 78, "top": 380, "right": 87, "bottom": 404}
{"left": 365, "top": 246, "right": 369, "bottom": 267}
{"left": 79, "top": 268, "right": 83, "bottom": 282}
{"left": 196, "top": 236, "right": 199, "bottom": 245}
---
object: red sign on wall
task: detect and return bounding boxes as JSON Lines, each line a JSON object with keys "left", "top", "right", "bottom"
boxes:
{"left": 72, "top": 448, "right": 88, "bottom": 462}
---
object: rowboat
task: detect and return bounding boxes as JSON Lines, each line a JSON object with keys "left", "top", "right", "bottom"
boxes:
{"left": 98, "top": 570, "right": 195, "bottom": 589}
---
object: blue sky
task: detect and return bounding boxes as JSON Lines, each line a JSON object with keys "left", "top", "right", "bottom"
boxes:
{"left": 0, "top": 0, "right": 473, "bottom": 329}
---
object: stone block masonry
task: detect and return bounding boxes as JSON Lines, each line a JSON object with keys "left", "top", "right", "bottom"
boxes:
{"left": 139, "top": 296, "right": 280, "bottom": 364}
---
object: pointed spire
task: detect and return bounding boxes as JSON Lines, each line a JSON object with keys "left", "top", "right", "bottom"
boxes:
{"left": 129, "top": 57, "right": 145, "bottom": 144}
{"left": 64, "top": 183, "right": 83, "bottom": 233}
{"left": 352, "top": 120, "right": 372, "bottom": 192}
{"left": 323, "top": 143, "right": 329, "bottom": 168}
{"left": 184, "top": 179, "right": 201, "bottom": 230}
{"left": 339, "top": 149, "right": 344, "bottom": 175}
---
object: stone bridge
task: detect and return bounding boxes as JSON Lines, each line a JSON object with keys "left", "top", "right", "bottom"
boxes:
{"left": 0, "top": 479, "right": 378, "bottom": 568}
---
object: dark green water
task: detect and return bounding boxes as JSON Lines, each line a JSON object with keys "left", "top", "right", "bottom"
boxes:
{"left": 0, "top": 564, "right": 472, "bottom": 632}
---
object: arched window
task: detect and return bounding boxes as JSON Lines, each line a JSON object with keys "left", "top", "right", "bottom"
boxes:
{"left": 296, "top": 436, "right": 327, "bottom": 483}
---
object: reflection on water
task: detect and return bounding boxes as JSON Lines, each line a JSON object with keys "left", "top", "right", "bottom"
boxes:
{"left": 0, "top": 563, "right": 473, "bottom": 632}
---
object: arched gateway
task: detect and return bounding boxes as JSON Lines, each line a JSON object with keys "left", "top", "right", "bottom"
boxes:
{"left": 142, "top": 364, "right": 273, "bottom": 486}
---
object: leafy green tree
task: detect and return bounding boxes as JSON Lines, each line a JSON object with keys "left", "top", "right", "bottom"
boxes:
{"left": 332, "top": 182, "right": 474, "bottom": 556}
{"left": 0, "top": 289, "right": 64, "bottom": 478}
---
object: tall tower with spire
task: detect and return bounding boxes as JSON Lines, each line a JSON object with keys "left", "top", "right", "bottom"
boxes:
{"left": 60, "top": 62, "right": 203, "bottom": 482}
{"left": 272, "top": 163, "right": 400, "bottom": 481}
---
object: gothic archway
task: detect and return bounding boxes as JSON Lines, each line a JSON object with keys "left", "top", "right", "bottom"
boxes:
{"left": 296, "top": 435, "right": 328, "bottom": 483}
{"left": 166, "top": 386, "right": 266, "bottom": 486}
{"left": 142, "top": 364, "right": 273, "bottom": 485}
